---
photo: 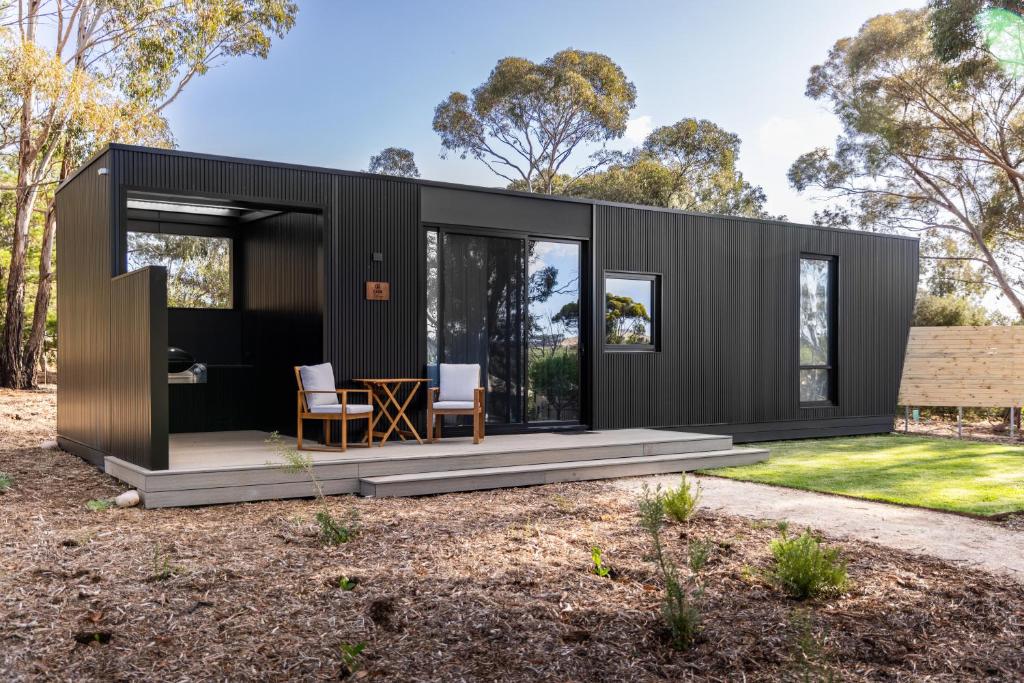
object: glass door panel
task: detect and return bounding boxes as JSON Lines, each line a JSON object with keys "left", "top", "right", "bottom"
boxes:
{"left": 439, "top": 232, "right": 524, "bottom": 424}
{"left": 527, "top": 240, "right": 581, "bottom": 422}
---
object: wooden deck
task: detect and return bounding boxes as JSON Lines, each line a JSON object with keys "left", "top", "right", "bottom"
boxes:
{"left": 103, "top": 429, "right": 769, "bottom": 508}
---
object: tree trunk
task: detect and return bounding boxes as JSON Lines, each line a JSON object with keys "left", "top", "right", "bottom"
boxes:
{"left": 0, "top": 126, "right": 40, "bottom": 389}
{"left": 22, "top": 203, "right": 56, "bottom": 387}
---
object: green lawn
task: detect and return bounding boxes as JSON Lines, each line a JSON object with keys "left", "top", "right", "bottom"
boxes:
{"left": 706, "top": 434, "right": 1024, "bottom": 517}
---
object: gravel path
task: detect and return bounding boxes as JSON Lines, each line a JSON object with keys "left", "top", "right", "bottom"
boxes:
{"left": 613, "top": 474, "right": 1024, "bottom": 582}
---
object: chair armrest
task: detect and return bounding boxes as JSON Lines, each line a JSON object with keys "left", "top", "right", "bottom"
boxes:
{"left": 337, "top": 388, "right": 372, "bottom": 404}
{"left": 474, "top": 386, "right": 485, "bottom": 408}
{"left": 427, "top": 386, "right": 439, "bottom": 406}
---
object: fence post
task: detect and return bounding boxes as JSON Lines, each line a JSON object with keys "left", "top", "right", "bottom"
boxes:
{"left": 904, "top": 406, "right": 909, "bottom": 434}
{"left": 1011, "top": 407, "right": 1017, "bottom": 439}
{"left": 957, "top": 407, "right": 963, "bottom": 439}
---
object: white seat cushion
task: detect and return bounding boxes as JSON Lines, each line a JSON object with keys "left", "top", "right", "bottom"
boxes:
{"left": 439, "top": 363, "right": 480, "bottom": 402}
{"left": 299, "top": 363, "right": 338, "bottom": 408}
{"left": 309, "top": 403, "right": 373, "bottom": 415}
{"left": 432, "top": 400, "right": 475, "bottom": 410}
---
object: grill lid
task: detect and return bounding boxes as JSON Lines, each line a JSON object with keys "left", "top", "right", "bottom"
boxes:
{"left": 168, "top": 347, "right": 195, "bottom": 373}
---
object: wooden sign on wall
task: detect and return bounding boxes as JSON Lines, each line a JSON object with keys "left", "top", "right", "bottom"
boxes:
{"left": 898, "top": 326, "right": 1024, "bottom": 407}
{"left": 365, "top": 281, "right": 390, "bottom": 301}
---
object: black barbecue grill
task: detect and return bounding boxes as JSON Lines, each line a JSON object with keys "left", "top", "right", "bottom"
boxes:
{"left": 168, "top": 347, "right": 207, "bottom": 384}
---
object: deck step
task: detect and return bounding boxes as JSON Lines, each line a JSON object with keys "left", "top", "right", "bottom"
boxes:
{"left": 359, "top": 447, "right": 768, "bottom": 498}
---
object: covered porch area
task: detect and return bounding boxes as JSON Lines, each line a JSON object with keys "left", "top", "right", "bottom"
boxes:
{"left": 103, "top": 428, "right": 769, "bottom": 508}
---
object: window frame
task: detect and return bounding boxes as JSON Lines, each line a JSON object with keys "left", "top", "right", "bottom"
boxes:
{"left": 798, "top": 253, "right": 838, "bottom": 407}
{"left": 602, "top": 270, "right": 660, "bottom": 353}
{"left": 125, "top": 226, "right": 236, "bottom": 310}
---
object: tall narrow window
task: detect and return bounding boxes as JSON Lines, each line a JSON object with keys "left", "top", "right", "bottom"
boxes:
{"left": 799, "top": 255, "right": 836, "bottom": 405}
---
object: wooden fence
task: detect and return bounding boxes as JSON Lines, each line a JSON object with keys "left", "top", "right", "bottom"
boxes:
{"left": 898, "top": 326, "right": 1024, "bottom": 436}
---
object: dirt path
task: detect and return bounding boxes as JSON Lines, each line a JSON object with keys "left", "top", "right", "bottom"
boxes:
{"left": 613, "top": 474, "right": 1024, "bottom": 582}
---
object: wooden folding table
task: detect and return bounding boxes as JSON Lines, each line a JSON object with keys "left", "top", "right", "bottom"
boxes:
{"left": 354, "top": 377, "right": 426, "bottom": 445}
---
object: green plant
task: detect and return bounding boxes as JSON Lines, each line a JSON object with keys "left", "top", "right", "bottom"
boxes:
{"left": 687, "top": 539, "right": 711, "bottom": 573}
{"left": 638, "top": 485, "right": 701, "bottom": 649}
{"left": 339, "top": 641, "right": 366, "bottom": 677}
{"left": 790, "top": 610, "right": 835, "bottom": 683}
{"left": 151, "top": 544, "right": 181, "bottom": 581}
{"left": 0, "top": 472, "right": 11, "bottom": 492}
{"left": 662, "top": 474, "right": 701, "bottom": 523}
{"left": 316, "top": 510, "right": 358, "bottom": 546}
{"left": 86, "top": 498, "right": 114, "bottom": 511}
{"left": 770, "top": 529, "right": 848, "bottom": 599}
{"left": 268, "top": 433, "right": 359, "bottom": 546}
{"left": 591, "top": 546, "right": 611, "bottom": 578}
{"left": 337, "top": 576, "right": 357, "bottom": 591}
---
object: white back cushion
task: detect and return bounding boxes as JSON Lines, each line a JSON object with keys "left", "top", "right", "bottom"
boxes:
{"left": 439, "top": 363, "right": 480, "bottom": 402}
{"left": 299, "top": 363, "right": 338, "bottom": 408}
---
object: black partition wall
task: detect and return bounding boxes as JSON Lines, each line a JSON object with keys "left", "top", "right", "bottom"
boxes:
{"left": 56, "top": 144, "right": 917, "bottom": 471}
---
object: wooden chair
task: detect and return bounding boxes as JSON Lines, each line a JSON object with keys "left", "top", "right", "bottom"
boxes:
{"left": 426, "top": 363, "right": 485, "bottom": 444}
{"left": 295, "top": 363, "right": 374, "bottom": 451}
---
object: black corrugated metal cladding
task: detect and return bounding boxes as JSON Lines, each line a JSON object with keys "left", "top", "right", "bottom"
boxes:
{"left": 592, "top": 206, "right": 918, "bottom": 437}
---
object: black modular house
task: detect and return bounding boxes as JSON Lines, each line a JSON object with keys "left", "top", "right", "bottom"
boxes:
{"left": 55, "top": 144, "right": 918, "bottom": 482}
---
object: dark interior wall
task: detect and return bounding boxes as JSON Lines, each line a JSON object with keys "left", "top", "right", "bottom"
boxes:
{"left": 243, "top": 210, "right": 323, "bottom": 434}
{"left": 592, "top": 206, "right": 919, "bottom": 437}
{"left": 55, "top": 150, "right": 113, "bottom": 464}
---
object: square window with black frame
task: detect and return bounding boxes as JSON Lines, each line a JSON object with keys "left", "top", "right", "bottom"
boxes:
{"left": 604, "top": 273, "right": 658, "bottom": 351}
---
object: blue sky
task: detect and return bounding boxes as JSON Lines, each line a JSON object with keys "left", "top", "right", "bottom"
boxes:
{"left": 165, "top": 0, "right": 923, "bottom": 223}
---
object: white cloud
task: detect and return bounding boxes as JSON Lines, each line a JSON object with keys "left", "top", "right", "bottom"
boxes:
{"left": 622, "top": 114, "right": 653, "bottom": 145}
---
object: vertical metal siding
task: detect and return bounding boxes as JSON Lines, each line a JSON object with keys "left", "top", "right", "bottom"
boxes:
{"left": 109, "top": 267, "right": 168, "bottom": 469}
{"left": 593, "top": 206, "right": 918, "bottom": 432}
{"left": 55, "top": 151, "right": 113, "bottom": 457}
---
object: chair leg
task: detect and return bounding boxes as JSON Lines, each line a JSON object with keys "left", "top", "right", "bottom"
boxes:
{"left": 478, "top": 410, "right": 485, "bottom": 442}
{"left": 366, "top": 416, "right": 373, "bottom": 447}
{"left": 341, "top": 416, "right": 348, "bottom": 452}
{"left": 297, "top": 417, "right": 304, "bottom": 451}
{"left": 473, "top": 410, "right": 481, "bottom": 445}
{"left": 324, "top": 420, "right": 331, "bottom": 447}
{"left": 426, "top": 408, "right": 434, "bottom": 443}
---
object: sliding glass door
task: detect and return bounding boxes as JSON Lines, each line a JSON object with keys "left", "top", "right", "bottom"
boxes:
{"left": 426, "top": 229, "right": 582, "bottom": 428}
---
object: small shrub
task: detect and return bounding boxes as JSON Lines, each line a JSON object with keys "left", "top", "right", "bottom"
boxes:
{"left": 790, "top": 610, "right": 836, "bottom": 682}
{"left": 591, "top": 545, "right": 611, "bottom": 578}
{"left": 86, "top": 498, "right": 114, "bottom": 512}
{"left": 687, "top": 539, "right": 711, "bottom": 573}
{"left": 316, "top": 510, "right": 358, "bottom": 545}
{"left": 337, "top": 575, "right": 358, "bottom": 591}
{"left": 151, "top": 545, "right": 182, "bottom": 581}
{"left": 662, "top": 474, "right": 701, "bottom": 523}
{"left": 0, "top": 472, "right": 11, "bottom": 492}
{"left": 267, "top": 432, "right": 359, "bottom": 546}
{"left": 770, "top": 529, "right": 848, "bottom": 599}
{"left": 338, "top": 641, "right": 366, "bottom": 677}
{"left": 638, "top": 485, "right": 701, "bottom": 649}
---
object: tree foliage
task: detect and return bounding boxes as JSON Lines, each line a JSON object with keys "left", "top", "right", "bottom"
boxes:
{"left": 433, "top": 49, "right": 636, "bottom": 193}
{"left": 564, "top": 119, "right": 777, "bottom": 218}
{"left": 0, "top": 0, "right": 297, "bottom": 388}
{"left": 605, "top": 293, "right": 650, "bottom": 345}
{"left": 367, "top": 146, "right": 419, "bottom": 178}
{"left": 788, "top": 6, "right": 1024, "bottom": 321}
{"left": 912, "top": 292, "right": 999, "bottom": 325}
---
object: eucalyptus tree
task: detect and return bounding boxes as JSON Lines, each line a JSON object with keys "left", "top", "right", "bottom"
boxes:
{"left": 0, "top": 0, "right": 297, "bottom": 388}
{"left": 433, "top": 48, "right": 636, "bottom": 193}
{"left": 367, "top": 147, "right": 419, "bottom": 178}
{"left": 788, "top": 6, "right": 1024, "bottom": 319}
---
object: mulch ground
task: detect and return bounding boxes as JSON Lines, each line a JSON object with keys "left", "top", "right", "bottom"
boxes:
{"left": 2, "top": 388, "right": 1023, "bottom": 681}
